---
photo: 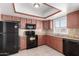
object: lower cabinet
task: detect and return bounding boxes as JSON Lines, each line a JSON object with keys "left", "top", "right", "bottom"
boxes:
{"left": 46, "top": 36, "right": 63, "bottom": 53}
{"left": 46, "top": 36, "right": 54, "bottom": 47}
{"left": 38, "top": 35, "right": 46, "bottom": 46}
{"left": 20, "top": 35, "right": 63, "bottom": 53}
{"left": 20, "top": 35, "right": 47, "bottom": 49}
{"left": 20, "top": 37, "right": 26, "bottom": 50}
{"left": 53, "top": 37, "right": 63, "bottom": 53}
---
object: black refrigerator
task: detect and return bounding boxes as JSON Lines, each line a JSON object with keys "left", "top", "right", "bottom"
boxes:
{"left": 0, "top": 21, "right": 19, "bottom": 56}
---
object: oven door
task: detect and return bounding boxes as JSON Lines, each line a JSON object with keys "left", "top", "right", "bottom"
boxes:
{"left": 27, "top": 35, "right": 38, "bottom": 49}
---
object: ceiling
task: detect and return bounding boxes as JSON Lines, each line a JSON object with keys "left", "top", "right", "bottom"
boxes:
{"left": 0, "top": 3, "right": 79, "bottom": 20}
{"left": 14, "top": 3, "right": 60, "bottom": 18}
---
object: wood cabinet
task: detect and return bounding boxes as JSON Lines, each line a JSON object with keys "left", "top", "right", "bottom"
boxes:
{"left": 67, "top": 10, "right": 79, "bottom": 28}
{"left": 1, "top": 14, "right": 20, "bottom": 21}
{"left": 42, "top": 20, "right": 50, "bottom": 30}
{"left": 53, "top": 37, "right": 63, "bottom": 53}
{"left": 31, "top": 19, "right": 36, "bottom": 24}
{"left": 20, "top": 19, "right": 26, "bottom": 28}
{"left": 26, "top": 19, "right": 32, "bottom": 24}
{"left": 46, "top": 36, "right": 53, "bottom": 47}
{"left": 20, "top": 37, "right": 26, "bottom": 50}
{"left": 36, "top": 20, "right": 51, "bottom": 30}
{"left": 46, "top": 36, "right": 63, "bottom": 53}
{"left": 38, "top": 35, "right": 46, "bottom": 46}
{"left": 36, "top": 20, "right": 43, "bottom": 30}
{"left": 0, "top": 14, "right": 1, "bottom": 20}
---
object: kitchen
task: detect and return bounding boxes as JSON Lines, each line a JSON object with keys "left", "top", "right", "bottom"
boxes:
{"left": 0, "top": 3, "right": 79, "bottom": 56}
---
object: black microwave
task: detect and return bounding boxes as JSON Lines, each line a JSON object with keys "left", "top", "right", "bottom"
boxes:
{"left": 26, "top": 24, "right": 36, "bottom": 29}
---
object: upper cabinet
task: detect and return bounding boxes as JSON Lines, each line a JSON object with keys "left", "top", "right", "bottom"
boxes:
{"left": 36, "top": 20, "right": 43, "bottom": 30}
{"left": 67, "top": 10, "right": 79, "bottom": 28}
{"left": 42, "top": 20, "right": 51, "bottom": 30}
{"left": 1, "top": 14, "right": 20, "bottom": 21}
{"left": 26, "top": 19, "right": 32, "bottom": 24}
{"left": 20, "top": 18, "right": 27, "bottom": 29}
{"left": 0, "top": 14, "right": 1, "bottom": 21}
{"left": 31, "top": 19, "right": 36, "bottom": 24}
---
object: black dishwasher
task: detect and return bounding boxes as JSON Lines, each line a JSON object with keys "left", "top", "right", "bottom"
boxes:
{"left": 63, "top": 39, "right": 79, "bottom": 56}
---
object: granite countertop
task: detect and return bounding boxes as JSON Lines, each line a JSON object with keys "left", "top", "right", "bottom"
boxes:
{"left": 49, "top": 34, "right": 79, "bottom": 40}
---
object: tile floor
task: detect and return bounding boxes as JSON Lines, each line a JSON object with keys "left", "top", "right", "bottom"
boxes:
{"left": 11, "top": 45, "right": 64, "bottom": 56}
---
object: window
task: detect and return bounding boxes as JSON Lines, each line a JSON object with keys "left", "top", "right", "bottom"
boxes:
{"left": 53, "top": 16, "right": 68, "bottom": 34}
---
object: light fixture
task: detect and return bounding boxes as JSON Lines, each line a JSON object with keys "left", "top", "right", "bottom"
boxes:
{"left": 33, "top": 3, "right": 40, "bottom": 8}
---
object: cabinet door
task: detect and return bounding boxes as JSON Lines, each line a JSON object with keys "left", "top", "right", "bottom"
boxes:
{"left": 67, "top": 11, "right": 79, "bottom": 28}
{"left": 20, "top": 19, "right": 26, "bottom": 28}
{"left": 36, "top": 20, "right": 43, "bottom": 30}
{"left": 31, "top": 19, "right": 36, "bottom": 24}
{"left": 54, "top": 37, "right": 63, "bottom": 53}
{"left": 43, "top": 21, "right": 50, "bottom": 30}
{"left": 46, "top": 36, "right": 63, "bottom": 53}
{"left": 26, "top": 19, "right": 32, "bottom": 24}
{"left": 46, "top": 36, "right": 51, "bottom": 46}
{"left": 20, "top": 37, "right": 26, "bottom": 50}
{"left": 43, "top": 21, "right": 47, "bottom": 29}
{"left": 38, "top": 35, "right": 46, "bottom": 46}
{"left": 0, "top": 14, "right": 1, "bottom": 21}
{"left": 46, "top": 36, "right": 54, "bottom": 47}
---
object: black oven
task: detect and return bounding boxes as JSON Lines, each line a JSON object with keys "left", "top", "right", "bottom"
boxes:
{"left": 25, "top": 31, "right": 38, "bottom": 49}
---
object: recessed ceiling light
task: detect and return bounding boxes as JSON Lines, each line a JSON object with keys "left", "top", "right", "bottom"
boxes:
{"left": 33, "top": 3, "right": 40, "bottom": 8}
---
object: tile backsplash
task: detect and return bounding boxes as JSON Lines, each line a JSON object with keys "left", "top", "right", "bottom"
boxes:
{"left": 46, "top": 28, "right": 79, "bottom": 38}
{"left": 68, "top": 29, "right": 79, "bottom": 38}
{"left": 19, "top": 29, "right": 47, "bottom": 37}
